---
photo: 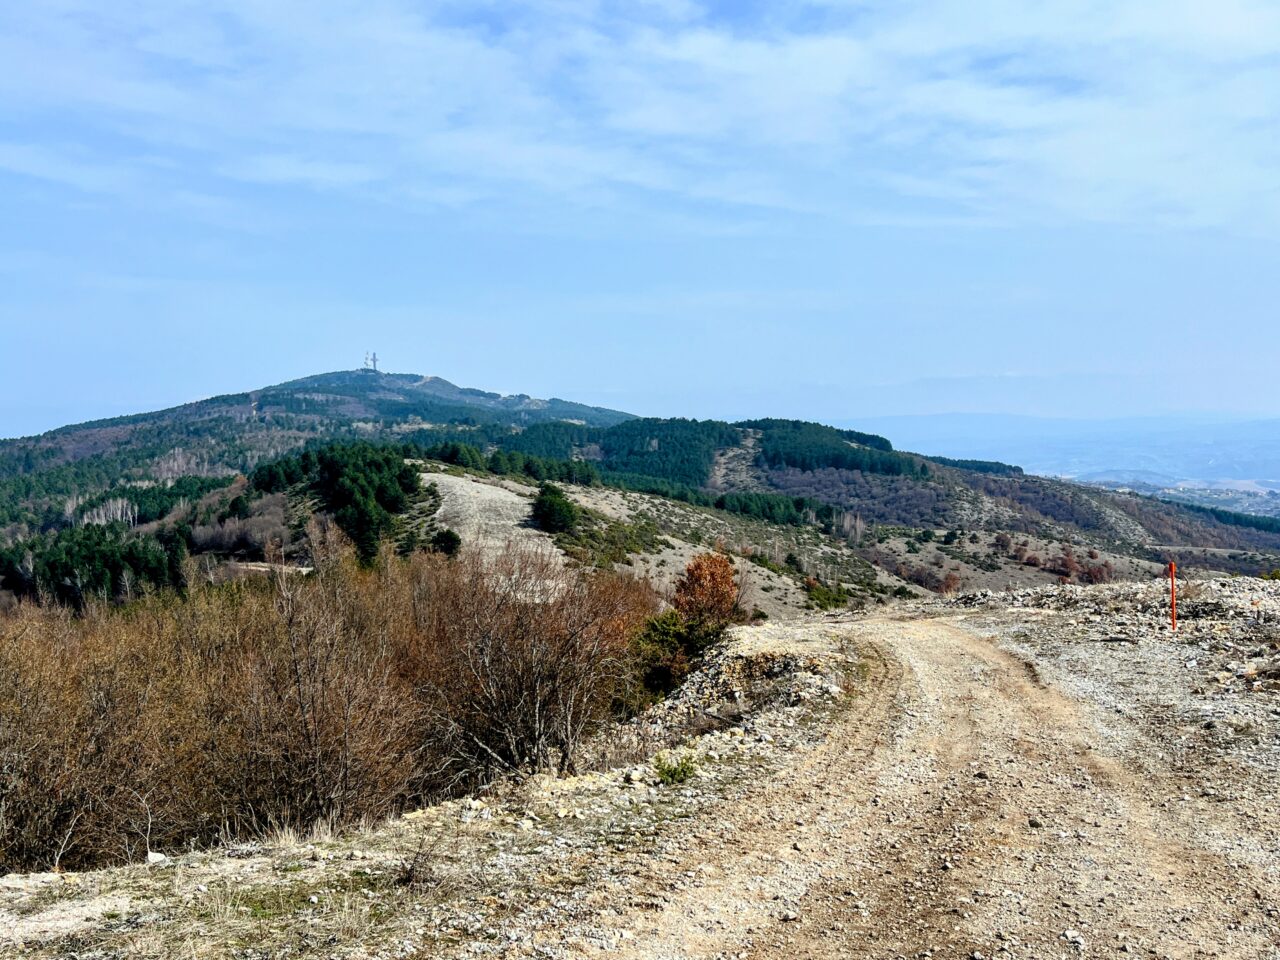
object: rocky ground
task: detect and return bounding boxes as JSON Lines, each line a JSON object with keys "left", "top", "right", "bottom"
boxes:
{"left": 0, "top": 621, "right": 861, "bottom": 959}
{"left": 420, "top": 471, "right": 557, "bottom": 558}
{"left": 416, "top": 463, "right": 1158, "bottom": 609}
{"left": 5, "top": 579, "right": 1280, "bottom": 959}
{"left": 568, "top": 483, "right": 815, "bottom": 618}
{"left": 416, "top": 468, "right": 848, "bottom": 618}
{"left": 948, "top": 577, "right": 1280, "bottom": 776}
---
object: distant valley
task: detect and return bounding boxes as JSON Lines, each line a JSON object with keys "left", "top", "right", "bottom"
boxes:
{"left": 850, "top": 412, "right": 1280, "bottom": 489}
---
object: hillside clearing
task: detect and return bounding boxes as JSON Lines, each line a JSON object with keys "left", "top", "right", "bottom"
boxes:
{"left": 421, "top": 470, "right": 557, "bottom": 557}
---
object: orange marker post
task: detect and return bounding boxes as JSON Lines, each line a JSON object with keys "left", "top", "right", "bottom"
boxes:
{"left": 1169, "top": 561, "right": 1177, "bottom": 632}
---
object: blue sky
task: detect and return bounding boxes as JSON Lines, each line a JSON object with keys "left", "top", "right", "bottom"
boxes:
{"left": 2, "top": 0, "right": 1279, "bottom": 438}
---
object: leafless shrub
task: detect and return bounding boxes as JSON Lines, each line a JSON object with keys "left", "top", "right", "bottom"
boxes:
{"left": 895, "top": 562, "right": 942, "bottom": 592}
{"left": 395, "top": 828, "right": 449, "bottom": 892}
{"left": 191, "top": 512, "right": 287, "bottom": 557}
{"left": 401, "top": 546, "right": 658, "bottom": 784}
{"left": 0, "top": 537, "right": 656, "bottom": 872}
{"left": 1080, "top": 561, "right": 1116, "bottom": 585}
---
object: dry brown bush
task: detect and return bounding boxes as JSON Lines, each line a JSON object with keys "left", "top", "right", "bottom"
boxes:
{"left": 1080, "top": 561, "right": 1116, "bottom": 585}
{"left": 0, "top": 535, "right": 656, "bottom": 873}
{"left": 895, "top": 562, "right": 943, "bottom": 592}
{"left": 673, "top": 552, "right": 741, "bottom": 634}
{"left": 402, "top": 548, "right": 658, "bottom": 782}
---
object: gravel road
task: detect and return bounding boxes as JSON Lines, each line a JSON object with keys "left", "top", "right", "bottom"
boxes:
{"left": 552, "top": 615, "right": 1280, "bottom": 959}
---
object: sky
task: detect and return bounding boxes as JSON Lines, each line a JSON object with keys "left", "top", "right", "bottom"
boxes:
{"left": 2, "top": 0, "right": 1280, "bottom": 439}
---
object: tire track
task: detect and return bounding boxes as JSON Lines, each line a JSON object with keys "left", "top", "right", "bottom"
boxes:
{"left": 559, "top": 617, "right": 1280, "bottom": 959}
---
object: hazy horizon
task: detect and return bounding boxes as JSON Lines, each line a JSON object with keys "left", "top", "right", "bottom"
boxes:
{"left": 4, "top": 2, "right": 1280, "bottom": 436}
{"left": 4, "top": 363, "right": 1276, "bottom": 446}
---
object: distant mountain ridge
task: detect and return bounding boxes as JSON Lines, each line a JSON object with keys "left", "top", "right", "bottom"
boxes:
{"left": 848, "top": 413, "right": 1280, "bottom": 484}
{"left": 22, "top": 370, "right": 632, "bottom": 443}
{"left": 254, "top": 370, "right": 635, "bottom": 428}
{"left": 4, "top": 370, "right": 1280, "bottom": 583}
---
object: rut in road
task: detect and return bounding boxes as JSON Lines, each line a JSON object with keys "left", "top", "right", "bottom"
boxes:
{"left": 560, "top": 617, "right": 1280, "bottom": 960}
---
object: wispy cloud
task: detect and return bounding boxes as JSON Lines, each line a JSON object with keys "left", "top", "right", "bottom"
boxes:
{"left": 0, "top": 142, "right": 133, "bottom": 193}
{"left": 222, "top": 155, "right": 385, "bottom": 189}
{"left": 1, "top": 1, "right": 1279, "bottom": 231}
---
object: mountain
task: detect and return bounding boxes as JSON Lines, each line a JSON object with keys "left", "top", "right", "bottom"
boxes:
{"left": 7, "top": 368, "right": 632, "bottom": 452}
{"left": 5, "top": 370, "right": 1280, "bottom": 607}
{"left": 257, "top": 370, "right": 635, "bottom": 428}
{"left": 0, "top": 370, "right": 631, "bottom": 524}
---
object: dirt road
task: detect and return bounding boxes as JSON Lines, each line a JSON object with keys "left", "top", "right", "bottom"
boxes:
{"left": 559, "top": 617, "right": 1280, "bottom": 959}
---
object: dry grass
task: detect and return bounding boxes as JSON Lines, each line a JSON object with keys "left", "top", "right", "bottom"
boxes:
{"left": 0, "top": 532, "right": 657, "bottom": 873}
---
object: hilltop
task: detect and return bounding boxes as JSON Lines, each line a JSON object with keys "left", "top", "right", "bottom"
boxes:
{"left": 0, "top": 368, "right": 630, "bottom": 480}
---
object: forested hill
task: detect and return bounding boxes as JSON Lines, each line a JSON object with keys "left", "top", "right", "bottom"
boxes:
{"left": 256, "top": 370, "right": 634, "bottom": 428}
{"left": 0, "top": 370, "right": 631, "bottom": 530}
{"left": 5, "top": 370, "right": 1280, "bottom": 576}
{"left": 0, "top": 371, "right": 908, "bottom": 537}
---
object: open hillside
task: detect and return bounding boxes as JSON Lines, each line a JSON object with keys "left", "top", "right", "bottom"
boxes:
{"left": 4, "top": 369, "right": 1280, "bottom": 610}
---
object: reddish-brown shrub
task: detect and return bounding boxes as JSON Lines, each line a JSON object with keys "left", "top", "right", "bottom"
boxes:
{"left": 673, "top": 552, "right": 740, "bottom": 633}
{"left": 1048, "top": 545, "right": 1081, "bottom": 579}
{"left": 400, "top": 547, "right": 657, "bottom": 781}
{"left": 1080, "top": 561, "right": 1116, "bottom": 585}
{"left": 895, "top": 562, "right": 942, "bottom": 592}
{"left": 0, "top": 537, "right": 656, "bottom": 872}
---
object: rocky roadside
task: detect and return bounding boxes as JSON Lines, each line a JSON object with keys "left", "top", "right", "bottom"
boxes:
{"left": 949, "top": 576, "right": 1280, "bottom": 676}
{"left": 10, "top": 578, "right": 1280, "bottom": 960}
{"left": 929, "top": 576, "right": 1280, "bottom": 923}
{"left": 938, "top": 577, "right": 1280, "bottom": 778}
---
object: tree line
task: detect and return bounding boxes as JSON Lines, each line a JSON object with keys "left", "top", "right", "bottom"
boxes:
{"left": 924, "top": 456, "right": 1024, "bottom": 476}
{"left": 736, "top": 418, "right": 894, "bottom": 451}
{"left": 747, "top": 420, "right": 928, "bottom": 478}
{"left": 0, "top": 523, "right": 188, "bottom": 608}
